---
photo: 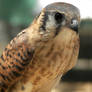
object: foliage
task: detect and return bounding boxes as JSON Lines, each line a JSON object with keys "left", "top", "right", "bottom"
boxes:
{"left": 0, "top": 0, "right": 36, "bottom": 26}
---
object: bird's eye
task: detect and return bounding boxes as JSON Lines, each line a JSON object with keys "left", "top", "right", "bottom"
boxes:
{"left": 55, "top": 12, "right": 64, "bottom": 23}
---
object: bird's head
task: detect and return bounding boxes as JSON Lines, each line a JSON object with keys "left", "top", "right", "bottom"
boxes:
{"left": 31, "top": 2, "right": 80, "bottom": 42}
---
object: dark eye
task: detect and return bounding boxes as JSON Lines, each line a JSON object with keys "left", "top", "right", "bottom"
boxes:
{"left": 55, "top": 12, "right": 65, "bottom": 23}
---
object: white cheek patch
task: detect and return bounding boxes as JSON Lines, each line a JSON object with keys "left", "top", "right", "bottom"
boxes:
{"left": 46, "top": 15, "right": 66, "bottom": 30}
{"left": 46, "top": 15, "right": 56, "bottom": 29}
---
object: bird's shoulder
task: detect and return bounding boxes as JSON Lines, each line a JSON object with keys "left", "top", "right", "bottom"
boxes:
{"left": 0, "top": 29, "right": 35, "bottom": 91}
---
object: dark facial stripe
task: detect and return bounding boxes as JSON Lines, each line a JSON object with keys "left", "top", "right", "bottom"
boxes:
{"left": 55, "top": 25, "right": 61, "bottom": 36}
{"left": 40, "top": 12, "right": 48, "bottom": 31}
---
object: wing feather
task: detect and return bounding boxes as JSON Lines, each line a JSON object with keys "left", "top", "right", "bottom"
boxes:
{"left": 0, "top": 30, "right": 34, "bottom": 91}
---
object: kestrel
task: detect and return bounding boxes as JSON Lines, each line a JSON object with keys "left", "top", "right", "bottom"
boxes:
{"left": 0, "top": 2, "right": 80, "bottom": 92}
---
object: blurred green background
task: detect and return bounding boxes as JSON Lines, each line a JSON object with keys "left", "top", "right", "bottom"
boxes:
{"left": 0, "top": 0, "right": 92, "bottom": 81}
{"left": 0, "top": 0, "right": 37, "bottom": 52}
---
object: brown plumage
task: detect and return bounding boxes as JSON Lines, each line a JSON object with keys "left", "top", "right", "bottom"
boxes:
{"left": 0, "top": 2, "right": 80, "bottom": 92}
